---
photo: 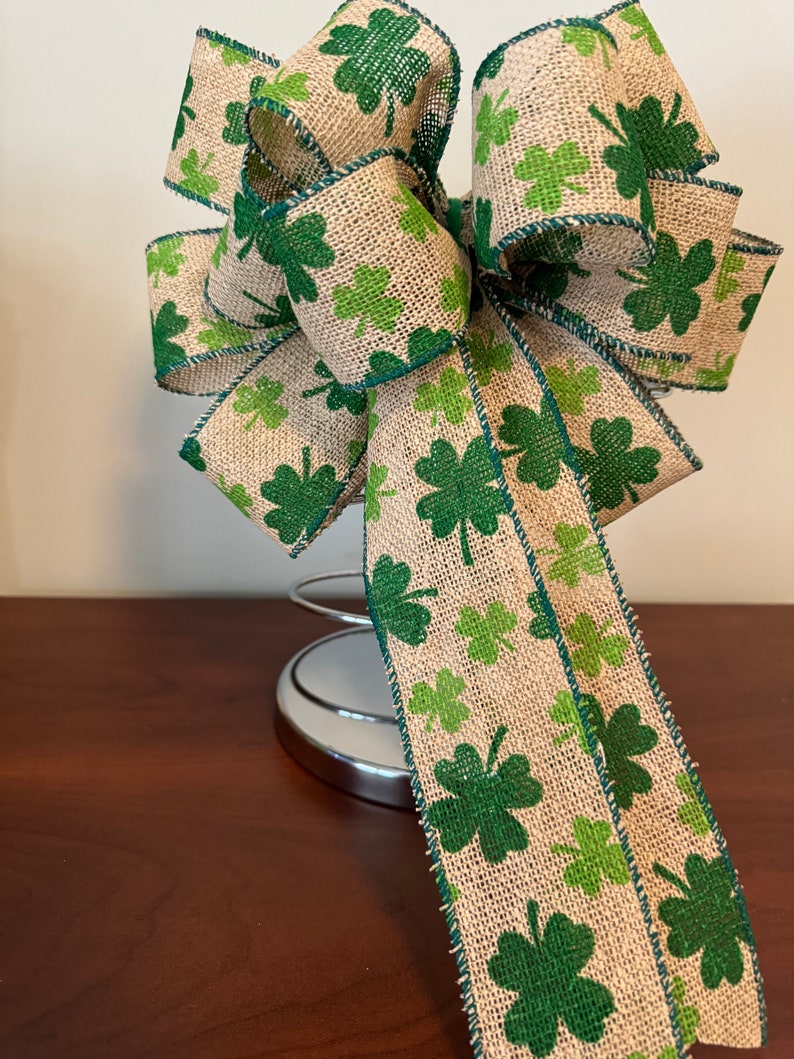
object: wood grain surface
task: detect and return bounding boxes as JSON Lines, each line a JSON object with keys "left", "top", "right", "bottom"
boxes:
{"left": 0, "top": 599, "right": 791, "bottom": 1059}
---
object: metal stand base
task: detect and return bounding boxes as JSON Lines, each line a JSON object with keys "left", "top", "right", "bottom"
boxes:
{"left": 275, "top": 625, "right": 412, "bottom": 809}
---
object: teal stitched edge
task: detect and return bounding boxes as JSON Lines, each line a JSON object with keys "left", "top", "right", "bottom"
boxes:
{"left": 489, "top": 212, "right": 656, "bottom": 280}
{"left": 730, "top": 230, "right": 784, "bottom": 256}
{"left": 245, "top": 96, "right": 334, "bottom": 194}
{"left": 197, "top": 27, "right": 280, "bottom": 69}
{"left": 289, "top": 441, "right": 368, "bottom": 558}
{"left": 156, "top": 345, "right": 274, "bottom": 396}
{"left": 342, "top": 323, "right": 468, "bottom": 392}
{"left": 361, "top": 522, "right": 485, "bottom": 1059}
{"left": 595, "top": 0, "right": 641, "bottom": 20}
{"left": 163, "top": 177, "right": 230, "bottom": 215}
{"left": 496, "top": 283, "right": 692, "bottom": 367}
{"left": 146, "top": 225, "right": 224, "bottom": 253}
{"left": 648, "top": 170, "right": 743, "bottom": 198}
{"left": 485, "top": 289, "right": 703, "bottom": 469}
{"left": 473, "top": 16, "right": 617, "bottom": 88}
{"left": 457, "top": 327, "right": 686, "bottom": 1058}
{"left": 203, "top": 273, "right": 289, "bottom": 333}
{"left": 486, "top": 294, "right": 768, "bottom": 1044}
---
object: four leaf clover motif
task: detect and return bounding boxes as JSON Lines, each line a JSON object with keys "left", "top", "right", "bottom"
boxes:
{"left": 546, "top": 358, "right": 601, "bottom": 416}
{"left": 319, "top": 8, "right": 431, "bottom": 136}
{"left": 232, "top": 375, "right": 289, "bottom": 430}
{"left": 197, "top": 316, "right": 253, "bottom": 351}
{"left": 428, "top": 725, "right": 543, "bottom": 863}
{"left": 474, "top": 89, "right": 519, "bottom": 166}
{"left": 498, "top": 398, "right": 569, "bottom": 490}
{"left": 538, "top": 522, "right": 606, "bottom": 588}
{"left": 178, "top": 149, "right": 220, "bottom": 199}
{"left": 514, "top": 141, "right": 591, "bottom": 214}
{"left": 654, "top": 854, "right": 750, "bottom": 989}
{"left": 147, "top": 237, "right": 186, "bottom": 289}
{"left": 407, "top": 668, "right": 470, "bottom": 733}
{"left": 588, "top": 102, "right": 654, "bottom": 229}
{"left": 260, "top": 445, "right": 339, "bottom": 544}
{"left": 561, "top": 24, "right": 616, "bottom": 69}
{"left": 413, "top": 365, "right": 473, "bottom": 427}
{"left": 630, "top": 93, "right": 700, "bottom": 171}
{"left": 551, "top": 815, "right": 630, "bottom": 897}
{"left": 333, "top": 264, "right": 404, "bottom": 336}
{"left": 618, "top": 231, "right": 716, "bottom": 335}
{"left": 565, "top": 612, "right": 628, "bottom": 678}
{"left": 488, "top": 898, "right": 615, "bottom": 1054}
{"left": 151, "top": 301, "right": 188, "bottom": 374}
{"left": 574, "top": 416, "right": 661, "bottom": 511}
{"left": 467, "top": 328, "right": 513, "bottom": 386}
{"left": 455, "top": 601, "right": 517, "bottom": 665}
{"left": 368, "top": 554, "right": 438, "bottom": 645}
{"left": 415, "top": 437, "right": 505, "bottom": 566}
{"left": 364, "top": 463, "right": 396, "bottom": 522}
{"left": 393, "top": 180, "right": 438, "bottom": 243}
{"left": 301, "top": 359, "right": 368, "bottom": 416}
{"left": 262, "top": 212, "right": 337, "bottom": 303}
{"left": 590, "top": 696, "right": 658, "bottom": 809}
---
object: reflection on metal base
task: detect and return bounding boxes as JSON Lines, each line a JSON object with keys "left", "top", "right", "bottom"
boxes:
{"left": 275, "top": 625, "right": 412, "bottom": 809}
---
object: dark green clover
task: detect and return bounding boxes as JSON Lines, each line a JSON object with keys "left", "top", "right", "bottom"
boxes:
{"left": 428, "top": 726, "right": 543, "bottom": 864}
{"left": 587, "top": 696, "right": 658, "bottom": 809}
{"left": 573, "top": 416, "right": 660, "bottom": 511}
{"left": 589, "top": 101, "right": 654, "bottom": 229}
{"left": 301, "top": 359, "right": 367, "bottom": 416}
{"left": 618, "top": 231, "right": 715, "bottom": 336}
{"left": 260, "top": 445, "right": 339, "bottom": 545}
{"left": 368, "top": 554, "right": 438, "bottom": 646}
{"left": 654, "top": 854, "right": 751, "bottom": 989}
{"left": 319, "top": 8, "right": 431, "bottom": 137}
{"left": 739, "top": 264, "right": 775, "bottom": 332}
{"left": 415, "top": 436, "right": 505, "bottom": 567}
{"left": 488, "top": 898, "right": 615, "bottom": 1055}
{"left": 498, "top": 398, "right": 569, "bottom": 490}
{"left": 630, "top": 93, "right": 701, "bottom": 171}
{"left": 151, "top": 301, "right": 188, "bottom": 374}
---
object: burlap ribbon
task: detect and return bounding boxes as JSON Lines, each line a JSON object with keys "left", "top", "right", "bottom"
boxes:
{"left": 147, "top": 2, "right": 782, "bottom": 1055}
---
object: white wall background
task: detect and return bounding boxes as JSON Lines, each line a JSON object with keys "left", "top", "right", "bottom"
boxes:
{"left": 0, "top": 0, "right": 791, "bottom": 600}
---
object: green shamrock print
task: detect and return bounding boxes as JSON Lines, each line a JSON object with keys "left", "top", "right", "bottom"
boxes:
{"left": 675, "top": 772, "right": 710, "bottom": 837}
{"left": 319, "top": 8, "right": 431, "bottom": 137}
{"left": 222, "top": 100, "right": 250, "bottom": 147}
{"left": 440, "top": 264, "right": 470, "bottom": 326}
{"left": 488, "top": 898, "right": 615, "bottom": 1054}
{"left": 474, "top": 89, "right": 519, "bottom": 166}
{"left": 260, "top": 446, "right": 339, "bottom": 545}
{"left": 179, "top": 437, "right": 206, "bottom": 472}
{"left": 627, "top": 977, "right": 700, "bottom": 1055}
{"left": 561, "top": 24, "right": 616, "bottom": 69}
{"left": 473, "top": 196, "right": 500, "bottom": 272}
{"left": 147, "top": 237, "right": 186, "bottom": 290}
{"left": 566, "top": 613, "right": 628, "bottom": 678}
{"left": 178, "top": 149, "right": 220, "bottom": 199}
{"left": 694, "top": 351, "right": 735, "bottom": 389}
{"left": 348, "top": 439, "right": 365, "bottom": 463}
{"left": 527, "top": 591, "right": 553, "bottom": 641}
{"left": 413, "top": 366, "right": 473, "bottom": 427}
{"left": 333, "top": 264, "right": 404, "bottom": 337}
{"left": 151, "top": 301, "right": 188, "bottom": 374}
{"left": 588, "top": 102, "right": 654, "bottom": 229}
{"left": 415, "top": 437, "right": 505, "bottom": 567}
{"left": 428, "top": 725, "right": 543, "bottom": 864}
{"left": 211, "top": 225, "right": 229, "bottom": 269}
{"left": 739, "top": 264, "right": 774, "bottom": 332}
{"left": 551, "top": 816, "right": 630, "bottom": 897}
{"left": 546, "top": 358, "right": 601, "bottom": 416}
{"left": 631, "top": 93, "right": 700, "bottom": 171}
{"left": 589, "top": 697, "right": 658, "bottom": 809}
{"left": 466, "top": 328, "right": 512, "bottom": 386}
{"left": 538, "top": 522, "right": 605, "bottom": 588}
{"left": 520, "top": 229, "right": 591, "bottom": 301}
{"left": 368, "top": 554, "right": 438, "bottom": 646}
{"left": 407, "top": 668, "right": 470, "bottom": 733}
{"left": 367, "top": 390, "right": 379, "bottom": 439}
{"left": 208, "top": 38, "right": 251, "bottom": 66}
{"left": 243, "top": 291, "right": 298, "bottom": 330}
{"left": 197, "top": 316, "right": 253, "bottom": 351}
{"left": 455, "top": 601, "right": 517, "bottom": 665}
{"left": 713, "top": 248, "right": 744, "bottom": 303}
{"left": 549, "top": 690, "right": 589, "bottom": 752}
{"left": 216, "top": 475, "right": 254, "bottom": 518}
{"left": 232, "top": 375, "right": 289, "bottom": 431}
{"left": 261, "top": 212, "right": 336, "bottom": 304}
{"left": 233, "top": 192, "right": 272, "bottom": 261}
{"left": 407, "top": 325, "right": 452, "bottom": 363}
{"left": 514, "top": 141, "right": 591, "bottom": 214}
{"left": 301, "top": 359, "right": 367, "bottom": 416}
{"left": 654, "top": 854, "right": 750, "bottom": 989}
{"left": 498, "top": 399, "right": 568, "bottom": 490}
{"left": 408, "top": 110, "right": 447, "bottom": 180}
{"left": 393, "top": 180, "right": 438, "bottom": 243}
{"left": 364, "top": 463, "right": 396, "bottom": 522}
{"left": 574, "top": 417, "right": 661, "bottom": 510}
{"left": 223, "top": 71, "right": 310, "bottom": 146}
{"left": 617, "top": 232, "right": 716, "bottom": 335}
{"left": 367, "top": 350, "right": 404, "bottom": 378}
{"left": 172, "top": 70, "right": 195, "bottom": 150}
{"left": 620, "top": 5, "right": 665, "bottom": 56}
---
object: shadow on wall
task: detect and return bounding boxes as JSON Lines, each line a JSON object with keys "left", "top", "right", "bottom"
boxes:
{"left": 0, "top": 292, "right": 20, "bottom": 593}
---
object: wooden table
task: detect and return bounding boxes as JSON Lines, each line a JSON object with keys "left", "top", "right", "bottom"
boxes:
{"left": 0, "top": 600, "right": 790, "bottom": 1059}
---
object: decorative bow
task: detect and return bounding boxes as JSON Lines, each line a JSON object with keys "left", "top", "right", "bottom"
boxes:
{"left": 147, "top": 2, "right": 781, "bottom": 1055}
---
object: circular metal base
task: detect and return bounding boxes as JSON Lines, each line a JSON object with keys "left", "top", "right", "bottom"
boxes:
{"left": 275, "top": 627, "right": 413, "bottom": 809}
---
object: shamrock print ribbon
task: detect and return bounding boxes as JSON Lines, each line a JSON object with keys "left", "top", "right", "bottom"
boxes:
{"left": 147, "top": 2, "right": 782, "bottom": 1055}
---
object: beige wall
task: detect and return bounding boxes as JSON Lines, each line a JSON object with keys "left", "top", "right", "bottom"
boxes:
{"left": 1, "top": 0, "right": 791, "bottom": 601}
